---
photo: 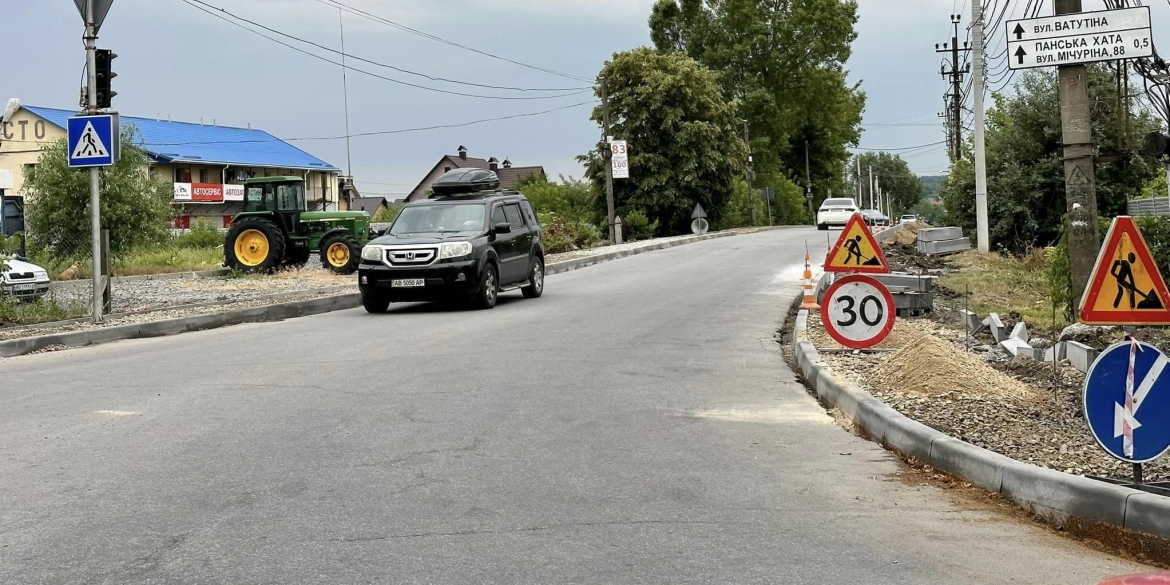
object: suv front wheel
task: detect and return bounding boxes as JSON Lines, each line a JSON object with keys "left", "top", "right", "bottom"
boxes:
{"left": 473, "top": 263, "right": 499, "bottom": 310}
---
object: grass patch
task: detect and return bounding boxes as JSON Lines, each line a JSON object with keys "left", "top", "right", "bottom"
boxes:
{"left": 34, "top": 245, "right": 224, "bottom": 280}
{"left": 0, "top": 294, "right": 89, "bottom": 327}
{"left": 938, "top": 249, "right": 1071, "bottom": 330}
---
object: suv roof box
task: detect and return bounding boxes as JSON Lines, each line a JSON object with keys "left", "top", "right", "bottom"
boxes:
{"left": 430, "top": 169, "right": 501, "bottom": 196}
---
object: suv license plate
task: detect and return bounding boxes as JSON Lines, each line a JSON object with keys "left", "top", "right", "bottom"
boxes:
{"left": 392, "top": 279, "right": 425, "bottom": 288}
{"left": 13, "top": 283, "right": 35, "bottom": 292}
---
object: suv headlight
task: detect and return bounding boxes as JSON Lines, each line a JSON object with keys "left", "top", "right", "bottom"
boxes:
{"left": 34, "top": 271, "right": 48, "bottom": 281}
{"left": 439, "top": 241, "right": 473, "bottom": 259}
{"left": 361, "top": 245, "right": 384, "bottom": 261}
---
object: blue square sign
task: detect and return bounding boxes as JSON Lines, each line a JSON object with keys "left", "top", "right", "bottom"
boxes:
{"left": 67, "top": 114, "right": 119, "bottom": 168}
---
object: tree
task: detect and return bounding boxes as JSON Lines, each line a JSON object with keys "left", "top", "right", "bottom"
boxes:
{"left": 846, "top": 152, "right": 923, "bottom": 214}
{"left": 22, "top": 126, "right": 174, "bottom": 259}
{"left": 649, "top": 0, "right": 864, "bottom": 207}
{"left": 580, "top": 48, "right": 747, "bottom": 234}
{"left": 941, "top": 67, "right": 1162, "bottom": 254}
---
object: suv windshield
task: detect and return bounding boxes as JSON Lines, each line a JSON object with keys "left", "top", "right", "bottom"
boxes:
{"left": 390, "top": 203, "right": 486, "bottom": 235}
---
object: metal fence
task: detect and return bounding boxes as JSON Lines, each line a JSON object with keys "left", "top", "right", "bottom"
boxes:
{"left": 1128, "top": 197, "right": 1170, "bottom": 217}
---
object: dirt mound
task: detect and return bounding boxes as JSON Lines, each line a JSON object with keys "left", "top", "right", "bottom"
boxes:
{"left": 880, "top": 221, "right": 934, "bottom": 245}
{"left": 882, "top": 243, "right": 949, "bottom": 272}
{"left": 870, "top": 334, "right": 1037, "bottom": 401}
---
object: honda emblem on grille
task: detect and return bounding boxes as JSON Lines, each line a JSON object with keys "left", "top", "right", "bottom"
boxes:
{"left": 405, "top": 252, "right": 416, "bottom": 260}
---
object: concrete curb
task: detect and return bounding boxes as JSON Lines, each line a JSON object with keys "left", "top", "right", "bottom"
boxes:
{"left": 791, "top": 308, "right": 1170, "bottom": 540}
{"left": 0, "top": 227, "right": 790, "bottom": 357}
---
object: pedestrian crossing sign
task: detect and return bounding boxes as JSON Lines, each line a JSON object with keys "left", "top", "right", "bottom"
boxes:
{"left": 67, "top": 114, "right": 119, "bottom": 168}
{"left": 1079, "top": 216, "right": 1170, "bottom": 325}
{"left": 824, "top": 213, "right": 889, "bottom": 274}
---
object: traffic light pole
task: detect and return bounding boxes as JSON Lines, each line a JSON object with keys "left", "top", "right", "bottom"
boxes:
{"left": 85, "top": 0, "right": 103, "bottom": 323}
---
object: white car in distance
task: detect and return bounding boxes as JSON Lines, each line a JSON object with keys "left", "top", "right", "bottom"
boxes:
{"left": 817, "top": 197, "right": 859, "bottom": 231}
{"left": 2, "top": 256, "right": 50, "bottom": 300}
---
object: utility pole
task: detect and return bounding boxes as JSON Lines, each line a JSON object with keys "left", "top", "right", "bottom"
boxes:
{"left": 746, "top": 121, "right": 756, "bottom": 226}
{"left": 856, "top": 157, "right": 862, "bottom": 203}
{"left": 601, "top": 80, "right": 616, "bottom": 241}
{"left": 1056, "top": 0, "right": 1100, "bottom": 302}
{"left": 876, "top": 177, "right": 882, "bottom": 213}
{"left": 85, "top": 0, "right": 102, "bottom": 324}
{"left": 937, "top": 15, "right": 970, "bottom": 161}
{"left": 972, "top": 0, "right": 990, "bottom": 254}
{"left": 804, "top": 140, "right": 812, "bottom": 209}
{"left": 338, "top": 7, "right": 352, "bottom": 210}
{"left": 869, "top": 166, "right": 875, "bottom": 209}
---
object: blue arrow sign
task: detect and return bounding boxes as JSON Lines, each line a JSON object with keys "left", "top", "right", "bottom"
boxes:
{"left": 67, "top": 114, "right": 119, "bottom": 168}
{"left": 1084, "top": 340, "right": 1170, "bottom": 464}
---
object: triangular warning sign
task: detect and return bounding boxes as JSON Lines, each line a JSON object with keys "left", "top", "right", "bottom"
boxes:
{"left": 1079, "top": 216, "right": 1170, "bottom": 325}
{"left": 70, "top": 121, "right": 110, "bottom": 159}
{"left": 824, "top": 213, "right": 890, "bottom": 274}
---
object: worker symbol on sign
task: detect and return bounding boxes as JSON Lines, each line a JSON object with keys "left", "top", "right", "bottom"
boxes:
{"left": 1112, "top": 252, "right": 1164, "bottom": 310}
{"left": 1080, "top": 216, "right": 1170, "bottom": 325}
{"left": 824, "top": 213, "right": 890, "bottom": 274}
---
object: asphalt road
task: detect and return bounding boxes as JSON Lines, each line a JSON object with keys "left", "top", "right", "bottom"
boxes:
{"left": 0, "top": 228, "right": 1148, "bottom": 584}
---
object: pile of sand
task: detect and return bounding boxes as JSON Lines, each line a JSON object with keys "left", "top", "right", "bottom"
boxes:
{"left": 881, "top": 221, "right": 934, "bottom": 246}
{"left": 870, "top": 334, "right": 1036, "bottom": 401}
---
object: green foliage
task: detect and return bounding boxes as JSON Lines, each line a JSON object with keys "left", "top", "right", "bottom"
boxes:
{"left": 1136, "top": 216, "right": 1170, "bottom": 277}
{"left": 0, "top": 293, "right": 88, "bottom": 327}
{"left": 650, "top": 0, "right": 864, "bottom": 205}
{"left": 22, "top": 125, "right": 174, "bottom": 261}
{"left": 1047, "top": 230, "right": 1074, "bottom": 321}
{"left": 941, "top": 68, "right": 1162, "bottom": 254}
{"left": 175, "top": 220, "right": 224, "bottom": 249}
{"left": 580, "top": 47, "right": 747, "bottom": 234}
{"left": 372, "top": 205, "right": 400, "bottom": 223}
{"left": 910, "top": 200, "right": 945, "bottom": 225}
{"left": 520, "top": 175, "right": 601, "bottom": 225}
{"left": 540, "top": 212, "right": 604, "bottom": 254}
{"left": 621, "top": 210, "right": 660, "bottom": 241}
{"left": 846, "top": 152, "right": 923, "bottom": 212}
{"left": 715, "top": 179, "right": 765, "bottom": 230}
{"left": 1141, "top": 172, "right": 1168, "bottom": 200}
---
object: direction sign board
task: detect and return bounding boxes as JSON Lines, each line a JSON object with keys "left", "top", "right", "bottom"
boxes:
{"left": 74, "top": 0, "right": 115, "bottom": 32}
{"left": 822, "top": 275, "right": 896, "bottom": 349}
{"left": 1084, "top": 340, "right": 1170, "bottom": 464}
{"left": 67, "top": 114, "right": 119, "bottom": 168}
{"left": 824, "top": 213, "right": 890, "bottom": 274}
{"left": 1079, "top": 216, "right": 1170, "bottom": 326}
{"left": 1007, "top": 6, "right": 1153, "bottom": 70}
{"left": 610, "top": 140, "right": 629, "bottom": 179}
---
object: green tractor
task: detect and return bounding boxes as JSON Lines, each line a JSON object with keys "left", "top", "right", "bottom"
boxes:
{"left": 223, "top": 176, "right": 371, "bottom": 274}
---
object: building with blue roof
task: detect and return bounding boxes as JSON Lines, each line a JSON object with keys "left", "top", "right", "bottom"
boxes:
{"left": 0, "top": 102, "right": 345, "bottom": 228}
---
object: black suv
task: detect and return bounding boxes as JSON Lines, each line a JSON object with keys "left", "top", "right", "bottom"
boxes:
{"left": 358, "top": 169, "right": 545, "bottom": 312}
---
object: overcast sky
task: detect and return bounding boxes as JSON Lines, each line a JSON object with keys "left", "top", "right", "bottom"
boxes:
{"left": 4, "top": 0, "right": 1169, "bottom": 197}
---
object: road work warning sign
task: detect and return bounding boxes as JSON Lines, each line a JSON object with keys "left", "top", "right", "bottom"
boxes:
{"left": 1079, "top": 216, "right": 1170, "bottom": 325}
{"left": 824, "top": 213, "right": 890, "bottom": 274}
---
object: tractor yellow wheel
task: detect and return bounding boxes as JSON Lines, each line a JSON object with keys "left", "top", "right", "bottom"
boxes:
{"left": 234, "top": 229, "right": 270, "bottom": 267}
{"left": 326, "top": 242, "right": 351, "bottom": 268}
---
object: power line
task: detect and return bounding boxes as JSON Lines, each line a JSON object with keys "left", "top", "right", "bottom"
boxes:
{"left": 850, "top": 141, "right": 948, "bottom": 152}
{"left": 139, "top": 100, "right": 597, "bottom": 146}
{"left": 185, "top": 0, "right": 587, "bottom": 93}
{"left": 310, "top": 0, "right": 592, "bottom": 83}
{"left": 178, "top": 0, "right": 591, "bottom": 101}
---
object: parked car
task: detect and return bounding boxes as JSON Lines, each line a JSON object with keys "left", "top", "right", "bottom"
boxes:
{"left": 816, "top": 197, "right": 860, "bottom": 231}
{"left": 357, "top": 169, "right": 545, "bottom": 313}
{"left": 900, "top": 214, "right": 918, "bottom": 224}
{"left": 2, "top": 255, "right": 50, "bottom": 300}
{"left": 860, "top": 209, "right": 890, "bottom": 227}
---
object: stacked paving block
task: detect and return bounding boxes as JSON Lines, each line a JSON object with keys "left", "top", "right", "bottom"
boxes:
{"left": 916, "top": 227, "right": 973, "bottom": 256}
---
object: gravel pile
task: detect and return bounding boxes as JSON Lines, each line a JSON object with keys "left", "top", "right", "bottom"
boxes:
{"left": 808, "top": 314, "right": 1170, "bottom": 482}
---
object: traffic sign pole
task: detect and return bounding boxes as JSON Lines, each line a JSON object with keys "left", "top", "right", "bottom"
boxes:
{"left": 85, "top": 0, "right": 103, "bottom": 323}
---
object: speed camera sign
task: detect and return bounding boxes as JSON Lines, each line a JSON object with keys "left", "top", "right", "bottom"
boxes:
{"left": 822, "top": 275, "right": 896, "bottom": 349}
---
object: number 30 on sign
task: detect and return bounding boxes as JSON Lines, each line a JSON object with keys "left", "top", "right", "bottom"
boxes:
{"left": 822, "top": 275, "right": 897, "bottom": 349}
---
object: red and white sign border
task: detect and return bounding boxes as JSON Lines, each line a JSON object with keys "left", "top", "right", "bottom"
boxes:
{"left": 822, "top": 274, "right": 896, "bottom": 350}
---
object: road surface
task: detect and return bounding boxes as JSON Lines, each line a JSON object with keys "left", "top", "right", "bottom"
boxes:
{"left": 0, "top": 228, "right": 1147, "bottom": 584}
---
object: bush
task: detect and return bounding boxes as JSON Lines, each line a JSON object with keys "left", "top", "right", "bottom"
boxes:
{"left": 373, "top": 206, "right": 400, "bottom": 223}
{"left": 520, "top": 175, "right": 600, "bottom": 225}
{"left": 541, "top": 212, "right": 604, "bottom": 254}
{"left": 175, "top": 220, "right": 224, "bottom": 249}
{"left": 621, "top": 210, "right": 658, "bottom": 241}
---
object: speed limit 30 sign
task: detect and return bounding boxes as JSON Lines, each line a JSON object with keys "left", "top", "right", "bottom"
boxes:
{"left": 822, "top": 275, "right": 896, "bottom": 349}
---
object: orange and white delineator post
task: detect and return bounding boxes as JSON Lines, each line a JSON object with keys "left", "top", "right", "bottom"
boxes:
{"left": 800, "top": 253, "right": 821, "bottom": 310}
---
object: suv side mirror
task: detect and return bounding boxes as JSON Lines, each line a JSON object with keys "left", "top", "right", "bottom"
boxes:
{"left": 494, "top": 222, "right": 512, "bottom": 235}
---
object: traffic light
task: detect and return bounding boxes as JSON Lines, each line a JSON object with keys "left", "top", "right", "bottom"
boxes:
{"left": 1144, "top": 132, "right": 1170, "bottom": 159}
{"left": 95, "top": 48, "right": 117, "bottom": 109}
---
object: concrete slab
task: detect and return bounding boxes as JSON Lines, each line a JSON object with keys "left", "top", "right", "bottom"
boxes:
{"left": 1010, "top": 321, "right": 1029, "bottom": 342}
{"left": 1066, "top": 341, "right": 1100, "bottom": 374}
{"left": 999, "top": 337, "right": 1034, "bottom": 357}
{"left": 959, "top": 310, "right": 981, "bottom": 334}
{"left": 983, "top": 313, "right": 1005, "bottom": 342}
{"left": 917, "top": 227, "right": 964, "bottom": 242}
{"left": 917, "top": 238, "right": 973, "bottom": 255}
{"left": 1044, "top": 342, "right": 1067, "bottom": 363}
